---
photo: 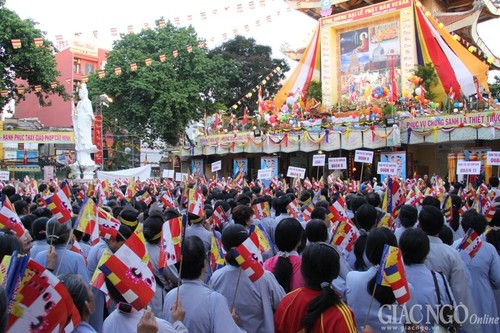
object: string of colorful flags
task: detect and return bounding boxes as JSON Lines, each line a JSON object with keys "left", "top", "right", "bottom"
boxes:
{"left": 10, "top": 0, "right": 291, "bottom": 49}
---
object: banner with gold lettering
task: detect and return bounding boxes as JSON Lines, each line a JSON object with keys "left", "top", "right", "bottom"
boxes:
{"left": 93, "top": 115, "right": 103, "bottom": 165}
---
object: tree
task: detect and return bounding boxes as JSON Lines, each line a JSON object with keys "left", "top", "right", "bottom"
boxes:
{"left": 307, "top": 80, "right": 322, "bottom": 103}
{"left": 0, "top": 0, "right": 67, "bottom": 112}
{"left": 412, "top": 63, "right": 439, "bottom": 101}
{"left": 88, "top": 21, "right": 231, "bottom": 145}
{"left": 208, "top": 36, "right": 290, "bottom": 116}
{"left": 490, "top": 75, "right": 500, "bottom": 100}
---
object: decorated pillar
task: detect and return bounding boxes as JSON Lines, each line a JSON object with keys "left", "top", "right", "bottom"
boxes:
{"left": 93, "top": 115, "right": 103, "bottom": 166}
{"left": 483, "top": 154, "right": 491, "bottom": 183}
{"left": 456, "top": 152, "right": 465, "bottom": 182}
{"left": 447, "top": 153, "right": 456, "bottom": 183}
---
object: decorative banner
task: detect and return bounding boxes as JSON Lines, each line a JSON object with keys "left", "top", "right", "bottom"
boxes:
{"left": 43, "top": 165, "right": 55, "bottom": 182}
{"left": 162, "top": 169, "right": 175, "bottom": 178}
{"left": 211, "top": 160, "right": 222, "bottom": 172}
{"left": 328, "top": 157, "right": 347, "bottom": 170}
{"left": 233, "top": 158, "right": 248, "bottom": 177}
{"left": 401, "top": 112, "right": 500, "bottom": 131}
{"left": 486, "top": 151, "right": 500, "bottom": 166}
{"left": 260, "top": 157, "right": 279, "bottom": 178}
{"left": 257, "top": 168, "right": 273, "bottom": 180}
{"left": 0, "top": 131, "right": 75, "bottom": 144}
{"left": 93, "top": 115, "right": 103, "bottom": 165}
{"left": 287, "top": 166, "right": 306, "bottom": 179}
{"left": 312, "top": 154, "right": 326, "bottom": 167}
{"left": 0, "top": 171, "right": 9, "bottom": 180}
{"left": 377, "top": 162, "right": 399, "bottom": 175}
{"left": 354, "top": 150, "right": 374, "bottom": 163}
{"left": 457, "top": 161, "right": 481, "bottom": 175}
{"left": 191, "top": 159, "right": 204, "bottom": 176}
{"left": 380, "top": 151, "right": 406, "bottom": 180}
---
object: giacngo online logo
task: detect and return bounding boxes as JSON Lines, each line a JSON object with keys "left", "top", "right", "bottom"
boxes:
{"left": 377, "top": 303, "right": 500, "bottom": 331}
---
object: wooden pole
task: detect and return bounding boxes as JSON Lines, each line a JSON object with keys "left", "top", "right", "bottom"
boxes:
{"left": 360, "top": 163, "right": 365, "bottom": 191}
{"left": 230, "top": 268, "right": 243, "bottom": 310}
{"left": 364, "top": 282, "right": 378, "bottom": 329}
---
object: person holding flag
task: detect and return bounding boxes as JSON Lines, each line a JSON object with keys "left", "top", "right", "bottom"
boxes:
{"left": 210, "top": 224, "right": 285, "bottom": 333}
{"left": 275, "top": 242, "right": 356, "bottom": 333}
{"left": 163, "top": 236, "right": 246, "bottom": 332}
{"left": 32, "top": 217, "right": 90, "bottom": 282}
{"left": 346, "top": 228, "right": 420, "bottom": 332}
{"left": 399, "top": 228, "right": 456, "bottom": 331}
{"left": 452, "top": 210, "right": 500, "bottom": 333}
{"left": 418, "top": 205, "right": 480, "bottom": 333}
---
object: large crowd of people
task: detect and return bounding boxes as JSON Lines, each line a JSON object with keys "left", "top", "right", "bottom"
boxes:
{"left": 0, "top": 173, "right": 499, "bottom": 333}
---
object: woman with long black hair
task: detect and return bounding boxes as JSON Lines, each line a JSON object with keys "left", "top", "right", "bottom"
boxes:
{"left": 264, "top": 218, "right": 305, "bottom": 292}
{"left": 346, "top": 228, "right": 420, "bottom": 332}
{"left": 274, "top": 242, "right": 356, "bottom": 333}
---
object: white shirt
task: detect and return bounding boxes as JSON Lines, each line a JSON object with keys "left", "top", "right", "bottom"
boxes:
{"left": 104, "top": 308, "right": 187, "bottom": 333}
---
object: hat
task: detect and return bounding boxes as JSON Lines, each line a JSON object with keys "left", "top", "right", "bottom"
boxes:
{"left": 119, "top": 204, "right": 139, "bottom": 228}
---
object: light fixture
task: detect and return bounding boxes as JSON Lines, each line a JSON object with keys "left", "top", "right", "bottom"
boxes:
{"left": 318, "top": 150, "right": 323, "bottom": 154}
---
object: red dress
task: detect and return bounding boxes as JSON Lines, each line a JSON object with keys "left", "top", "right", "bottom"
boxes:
{"left": 274, "top": 288, "right": 357, "bottom": 333}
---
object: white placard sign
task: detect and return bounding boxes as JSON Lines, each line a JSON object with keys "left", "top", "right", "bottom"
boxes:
{"left": 487, "top": 151, "right": 500, "bottom": 166}
{"left": 354, "top": 150, "right": 374, "bottom": 163}
{"left": 0, "top": 171, "right": 9, "bottom": 181}
{"left": 162, "top": 169, "right": 175, "bottom": 178}
{"left": 457, "top": 161, "right": 481, "bottom": 175}
{"left": 211, "top": 160, "right": 222, "bottom": 172}
{"left": 377, "top": 162, "right": 398, "bottom": 175}
{"left": 328, "top": 157, "right": 347, "bottom": 170}
{"left": 44, "top": 165, "right": 54, "bottom": 182}
{"left": 257, "top": 168, "right": 273, "bottom": 180}
{"left": 175, "top": 172, "right": 189, "bottom": 182}
{"left": 287, "top": 166, "right": 306, "bottom": 179}
{"left": 312, "top": 154, "right": 326, "bottom": 167}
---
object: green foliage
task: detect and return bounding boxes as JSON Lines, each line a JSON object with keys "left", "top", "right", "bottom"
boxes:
{"left": 307, "top": 80, "right": 322, "bottom": 102}
{"left": 208, "top": 35, "right": 290, "bottom": 116}
{"left": 490, "top": 75, "right": 500, "bottom": 100}
{"left": 0, "top": 2, "right": 68, "bottom": 112}
{"left": 88, "top": 21, "right": 229, "bottom": 145}
{"left": 412, "top": 63, "right": 439, "bottom": 100}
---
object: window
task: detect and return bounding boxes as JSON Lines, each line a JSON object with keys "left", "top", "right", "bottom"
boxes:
{"left": 85, "top": 64, "right": 95, "bottom": 74}
{"left": 73, "top": 58, "right": 81, "bottom": 73}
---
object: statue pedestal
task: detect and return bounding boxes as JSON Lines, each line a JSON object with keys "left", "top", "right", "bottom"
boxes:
{"left": 70, "top": 163, "right": 99, "bottom": 180}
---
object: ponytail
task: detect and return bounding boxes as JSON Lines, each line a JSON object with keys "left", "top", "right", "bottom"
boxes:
{"left": 353, "top": 231, "right": 368, "bottom": 271}
{"left": 273, "top": 256, "right": 293, "bottom": 292}
{"left": 302, "top": 284, "right": 342, "bottom": 332}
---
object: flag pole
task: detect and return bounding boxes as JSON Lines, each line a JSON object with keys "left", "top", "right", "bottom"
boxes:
{"left": 230, "top": 268, "right": 243, "bottom": 310}
{"left": 175, "top": 214, "right": 187, "bottom": 307}
{"left": 364, "top": 282, "right": 378, "bottom": 329}
{"left": 359, "top": 162, "right": 365, "bottom": 191}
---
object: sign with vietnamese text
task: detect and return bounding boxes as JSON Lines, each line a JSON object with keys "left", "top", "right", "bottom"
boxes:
{"left": 43, "top": 166, "right": 54, "bottom": 182}
{"left": 162, "top": 169, "right": 174, "bottom": 179}
{"left": 457, "top": 161, "right": 481, "bottom": 175}
{"left": 487, "top": 151, "right": 500, "bottom": 166}
{"left": 0, "top": 131, "right": 75, "bottom": 144}
{"left": 287, "top": 166, "right": 306, "bottom": 179}
{"left": 0, "top": 171, "right": 9, "bottom": 181}
{"left": 211, "top": 160, "right": 222, "bottom": 172}
{"left": 312, "top": 154, "right": 326, "bottom": 167}
{"left": 257, "top": 168, "right": 273, "bottom": 180}
{"left": 377, "top": 162, "right": 398, "bottom": 175}
{"left": 354, "top": 150, "right": 374, "bottom": 163}
{"left": 400, "top": 111, "right": 500, "bottom": 131}
{"left": 328, "top": 157, "right": 347, "bottom": 170}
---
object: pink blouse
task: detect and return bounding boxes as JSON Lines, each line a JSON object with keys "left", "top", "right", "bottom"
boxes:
{"left": 264, "top": 254, "right": 304, "bottom": 291}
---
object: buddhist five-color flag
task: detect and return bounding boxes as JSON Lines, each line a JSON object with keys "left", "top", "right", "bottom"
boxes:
{"left": 457, "top": 228, "right": 482, "bottom": 259}
{"left": 376, "top": 244, "right": 410, "bottom": 304}
{"left": 331, "top": 220, "right": 359, "bottom": 252}
{"left": 253, "top": 201, "right": 270, "bottom": 219}
{"left": 0, "top": 194, "right": 25, "bottom": 237}
{"left": 231, "top": 234, "right": 264, "bottom": 282}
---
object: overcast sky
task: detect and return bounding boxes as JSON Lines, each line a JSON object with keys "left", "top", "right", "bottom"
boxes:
{"left": 5, "top": 0, "right": 499, "bottom": 79}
